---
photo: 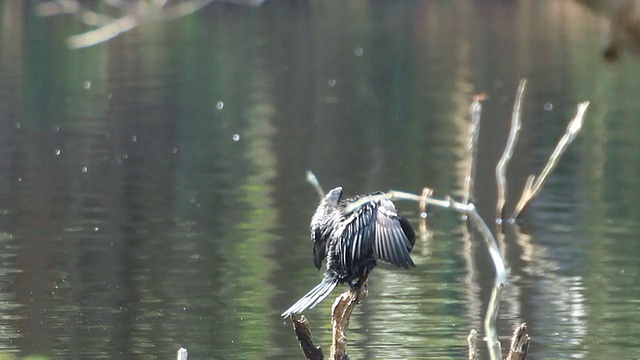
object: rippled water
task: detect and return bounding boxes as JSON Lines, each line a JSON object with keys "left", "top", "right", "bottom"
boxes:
{"left": 1, "top": 1, "right": 640, "bottom": 359}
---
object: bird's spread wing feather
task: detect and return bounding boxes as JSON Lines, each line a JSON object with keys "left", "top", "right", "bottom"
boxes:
{"left": 339, "top": 202, "right": 376, "bottom": 271}
{"left": 372, "top": 200, "right": 416, "bottom": 268}
{"left": 312, "top": 226, "right": 327, "bottom": 270}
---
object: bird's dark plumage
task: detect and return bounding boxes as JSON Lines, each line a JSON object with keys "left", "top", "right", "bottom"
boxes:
{"left": 282, "top": 187, "right": 416, "bottom": 317}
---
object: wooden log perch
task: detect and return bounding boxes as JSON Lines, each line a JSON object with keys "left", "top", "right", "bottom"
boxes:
{"left": 290, "top": 314, "right": 324, "bottom": 360}
{"left": 289, "top": 274, "right": 369, "bottom": 360}
{"left": 330, "top": 277, "right": 369, "bottom": 360}
{"left": 506, "top": 323, "right": 530, "bottom": 360}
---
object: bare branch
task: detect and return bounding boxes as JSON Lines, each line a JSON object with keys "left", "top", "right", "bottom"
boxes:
{"left": 330, "top": 276, "right": 369, "bottom": 360}
{"left": 510, "top": 101, "right": 590, "bottom": 220}
{"left": 496, "top": 79, "right": 527, "bottom": 221}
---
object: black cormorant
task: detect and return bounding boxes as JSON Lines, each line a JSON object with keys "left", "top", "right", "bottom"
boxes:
{"left": 281, "top": 186, "right": 416, "bottom": 317}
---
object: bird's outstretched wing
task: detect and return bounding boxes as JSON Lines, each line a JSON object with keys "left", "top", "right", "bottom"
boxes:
{"left": 340, "top": 197, "right": 415, "bottom": 270}
{"left": 372, "top": 199, "right": 416, "bottom": 269}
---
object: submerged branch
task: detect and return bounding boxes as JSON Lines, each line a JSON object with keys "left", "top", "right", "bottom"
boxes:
{"left": 496, "top": 79, "right": 527, "bottom": 221}
{"left": 510, "top": 101, "right": 590, "bottom": 220}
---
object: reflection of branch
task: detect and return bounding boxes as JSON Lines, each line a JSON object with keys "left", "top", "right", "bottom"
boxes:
{"left": 510, "top": 101, "right": 590, "bottom": 220}
{"left": 496, "top": 79, "right": 527, "bottom": 221}
{"left": 37, "top": 0, "right": 215, "bottom": 49}
{"left": 462, "top": 94, "right": 484, "bottom": 205}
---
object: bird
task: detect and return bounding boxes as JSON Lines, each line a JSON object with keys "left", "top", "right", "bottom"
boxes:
{"left": 281, "top": 186, "right": 416, "bottom": 317}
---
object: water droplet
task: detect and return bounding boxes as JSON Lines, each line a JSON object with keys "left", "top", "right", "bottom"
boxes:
{"left": 131, "top": 135, "right": 137, "bottom": 142}
{"left": 54, "top": 149, "right": 61, "bottom": 155}
{"left": 354, "top": 47, "right": 363, "bottom": 56}
{"left": 54, "top": 126, "right": 60, "bottom": 132}
{"left": 14, "top": 123, "right": 20, "bottom": 129}
{"left": 123, "top": 154, "right": 128, "bottom": 160}
{"left": 328, "top": 79, "right": 336, "bottom": 87}
{"left": 544, "top": 102, "right": 553, "bottom": 111}
{"left": 232, "top": 134, "right": 240, "bottom": 142}
{"left": 94, "top": 227, "right": 99, "bottom": 232}
{"left": 216, "top": 101, "right": 224, "bottom": 110}
{"left": 107, "top": 92, "right": 112, "bottom": 99}
{"left": 420, "top": 212, "right": 428, "bottom": 219}
{"left": 116, "top": 159, "right": 122, "bottom": 165}
{"left": 84, "top": 81, "right": 91, "bottom": 89}
{"left": 17, "top": 177, "right": 22, "bottom": 182}
{"left": 172, "top": 148, "right": 178, "bottom": 154}
{"left": 82, "top": 167, "right": 88, "bottom": 173}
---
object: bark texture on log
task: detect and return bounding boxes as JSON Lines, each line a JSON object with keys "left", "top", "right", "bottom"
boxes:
{"left": 290, "top": 314, "right": 324, "bottom": 360}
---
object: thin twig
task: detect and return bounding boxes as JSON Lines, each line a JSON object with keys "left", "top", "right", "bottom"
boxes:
{"left": 510, "top": 101, "right": 590, "bottom": 220}
{"left": 496, "top": 79, "right": 527, "bottom": 221}
{"left": 463, "top": 94, "right": 485, "bottom": 205}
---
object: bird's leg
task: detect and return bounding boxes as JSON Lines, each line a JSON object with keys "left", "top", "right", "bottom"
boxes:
{"left": 351, "top": 268, "right": 371, "bottom": 290}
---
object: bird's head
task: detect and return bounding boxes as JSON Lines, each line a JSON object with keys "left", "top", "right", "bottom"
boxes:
{"left": 323, "top": 186, "right": 343, "bottom": 206}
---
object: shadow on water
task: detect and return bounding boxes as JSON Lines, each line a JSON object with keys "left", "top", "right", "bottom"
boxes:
{"left": 0, "top": 1, "right": 640, "bottom": 359}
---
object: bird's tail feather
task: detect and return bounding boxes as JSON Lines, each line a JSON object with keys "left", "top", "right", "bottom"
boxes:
{"left": 281, "top": 277, "right": 338, "bottom": 317}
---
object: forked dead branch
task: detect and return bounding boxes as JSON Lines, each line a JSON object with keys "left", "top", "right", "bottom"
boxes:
{"left": 289, "top": 80, "right": 588, "bottom": 360}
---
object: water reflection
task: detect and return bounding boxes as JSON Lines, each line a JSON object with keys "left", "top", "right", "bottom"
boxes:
{"left": 0, "top": 0, "right": 640, "bottom": 359}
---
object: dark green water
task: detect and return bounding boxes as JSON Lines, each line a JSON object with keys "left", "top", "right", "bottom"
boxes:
{"left": 1, "top": 1, "right": 640, "bottom": 359}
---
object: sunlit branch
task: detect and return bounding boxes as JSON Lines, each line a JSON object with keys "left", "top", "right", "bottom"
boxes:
{"left": 496, "top": 79, "right": 527, "bottom": 221}
{"left": 462, "top": 94, "right": 484, "bottom": 205}
{"left": 510, "top": 101, "right": 590, "bottom": 220}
